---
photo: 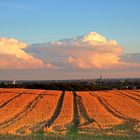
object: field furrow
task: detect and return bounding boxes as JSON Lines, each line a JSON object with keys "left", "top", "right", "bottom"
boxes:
{"left": 89, "top": 92, "right": 127, "bottom": 120}
{"left": 1, "top": 91, "right": 61, "bottom": 134}
{"left": 77, "top": 92, "right": 122, "bottom": 129}
{"left": 0, "top": 93, "right": 23, "bottom": 109}
{"left": 116, "top": 91, "right": 140, "bottom": 105}
{"left": 0, "top": 92, "right": 17, "bottom": 107}
{"left": 97, "top": 90, "right": 140, "bottom": 121}
{"left": 0, "top": 94, "right": 43, "bottom": 130}
{"left": 0, "top": 94, "right": 37, "bottom": 127}
{"left": 29, "top": 91, "right": 64, "bottom": 133}
{"left": 121, "top": 90, "right": 140, "bottom": 99}
{"left": 77, "top": 95, "right": 93, "bottom": 126}
{"left": 72, "top": 92, "right": 80, "bottom": 128}
{"left": 51, "top": 91, "right": 73, "bottom": 132}
{"left": 0, "top": 89, "right": 42, "bottom": 109}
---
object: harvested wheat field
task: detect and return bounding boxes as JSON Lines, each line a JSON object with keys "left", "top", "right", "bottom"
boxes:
{"left": 0, "top": 88, "right": 140, "bottom": 138}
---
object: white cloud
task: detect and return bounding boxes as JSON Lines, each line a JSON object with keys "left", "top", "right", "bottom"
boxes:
{"left": 0, "top": 38, "right": 52, "bottom": 69}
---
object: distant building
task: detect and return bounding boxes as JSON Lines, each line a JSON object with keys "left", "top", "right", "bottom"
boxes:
{"left": 12, "top": 80, "right": 16, "bottom": 85}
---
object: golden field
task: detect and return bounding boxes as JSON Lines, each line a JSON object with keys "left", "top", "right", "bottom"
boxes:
{"left": 0, "top": 88, "right": 140, "bottom": 137}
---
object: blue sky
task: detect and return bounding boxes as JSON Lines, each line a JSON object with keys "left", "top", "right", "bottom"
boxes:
{"left": 0, "top": 0, "right": 140, "bottom": 53}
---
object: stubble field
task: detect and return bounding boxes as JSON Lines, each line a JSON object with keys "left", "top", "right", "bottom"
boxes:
{"left": 0, "top": 88, "right": 140, "bottom": 139}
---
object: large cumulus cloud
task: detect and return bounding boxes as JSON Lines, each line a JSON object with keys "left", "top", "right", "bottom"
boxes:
{"left": 1, "top": 32, "right": 140, "bottom": 71}
{"left": 27, "top": 32, "right": 136, "bottom": 70}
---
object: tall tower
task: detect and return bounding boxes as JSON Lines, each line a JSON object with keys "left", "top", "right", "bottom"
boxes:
{"left": 99, "top": 75, "right": 102, "bottom": 87}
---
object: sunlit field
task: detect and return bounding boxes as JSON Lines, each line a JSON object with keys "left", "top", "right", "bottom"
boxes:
{"left": 0, "top": 88, "right": 140, "bottom": 139}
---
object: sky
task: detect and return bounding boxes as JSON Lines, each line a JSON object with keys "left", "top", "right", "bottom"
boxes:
{"left": 0, "top": 0, "right": 140, "bottom": 80}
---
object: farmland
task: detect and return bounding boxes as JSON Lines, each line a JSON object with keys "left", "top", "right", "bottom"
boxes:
{"left": 0, "top": 88, "right": 140, "bottom": 139}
